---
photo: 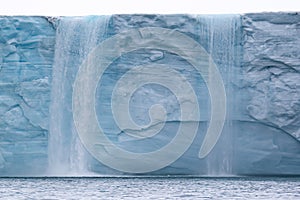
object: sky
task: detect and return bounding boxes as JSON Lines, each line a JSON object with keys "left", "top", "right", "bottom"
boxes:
{"left": 0, "top": 0, "right": 300, "bottom": 16}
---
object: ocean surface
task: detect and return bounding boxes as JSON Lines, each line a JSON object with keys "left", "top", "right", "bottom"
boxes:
{"left": 0, "top": 177, "right": 299, "bottom": 199}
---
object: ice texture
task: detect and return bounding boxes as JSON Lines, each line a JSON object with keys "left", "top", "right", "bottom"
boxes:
{"left": 48, "top": 15, "right": 241, "bottom": 175}
{"left": 233, "top": 13, "right": 300, "bottom": 175}
{"left": 0, "top": 17, "right": 56, "bottom": 175}
{"left": 0, "top": 14, "right": 299, "bottom": 176}
{"left": 243, "top": 13, "right": 300, "bottom": 141}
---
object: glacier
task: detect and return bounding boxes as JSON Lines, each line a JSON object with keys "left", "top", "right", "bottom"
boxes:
{"left": 0, "top": 17, "right": 55, "bottom": 175}
{"left": 0, "top": 13, "right": 299, "bottom": 176}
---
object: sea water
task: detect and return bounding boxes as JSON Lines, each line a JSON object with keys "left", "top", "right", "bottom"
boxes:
{"left": 0, "top": 177, "right": 299, "bottom": 199}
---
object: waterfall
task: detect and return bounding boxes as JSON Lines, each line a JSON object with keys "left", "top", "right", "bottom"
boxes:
{"left": 48, "top": 15, "right": 241, "bottom": 176}
{"left": 48, "top": 16, "right": 109, "bottom": 175}
{"left": 197, "top": 15, "right": 241, "bottom": 175}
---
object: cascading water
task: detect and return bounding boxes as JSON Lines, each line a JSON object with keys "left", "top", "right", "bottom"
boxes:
{"left": 48, "top": 15, "right": 241, "bottom": 176}
{"left": 197, "top": 15, "right": 242, "bottom": 175}
{"left": 0, "top": 13, "right": 299, "bottom": 177}
{"left": 48, "top": 16, "right": 110, "bottom": 175}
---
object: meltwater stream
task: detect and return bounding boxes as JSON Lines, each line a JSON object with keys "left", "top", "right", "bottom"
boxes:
{"left": 49, "top": 16, "right": 110, "bottom": 175}
{"left": 48, "top": 15, "right": 241, "bottom": 176}
{"left": 0, "top": 13, "right": 299, "bottom": 177}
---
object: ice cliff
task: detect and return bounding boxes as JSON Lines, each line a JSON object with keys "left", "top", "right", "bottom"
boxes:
{"left": 0, "top": 13, "right": 299, "bottom": 176}
{"left": 0, "top": 17, "right": 55, "bottom": 175}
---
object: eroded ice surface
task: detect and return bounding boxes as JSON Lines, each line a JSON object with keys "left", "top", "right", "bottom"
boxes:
{"left": 0, "top": 14, "right": 299, "bottom": 176}
{"left": 0, "top": 17, "right": 55, "bottom": 175}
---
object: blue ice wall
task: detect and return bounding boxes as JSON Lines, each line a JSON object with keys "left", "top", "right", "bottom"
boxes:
{"left": 0, "top": 17, "right": 55, "bottom": 175}
{"left": 236, "top": 13, "right": 300, "bottom": 174}
{"left": 49, "top": 15, "right": 241, "bottom": 175}
{"left": 0, "top": 13, "right": 299, "bottom": 176}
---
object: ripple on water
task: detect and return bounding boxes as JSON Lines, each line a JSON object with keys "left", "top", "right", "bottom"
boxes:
{"left": 0, "top": 177, "right": 299, "bottom": 199}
